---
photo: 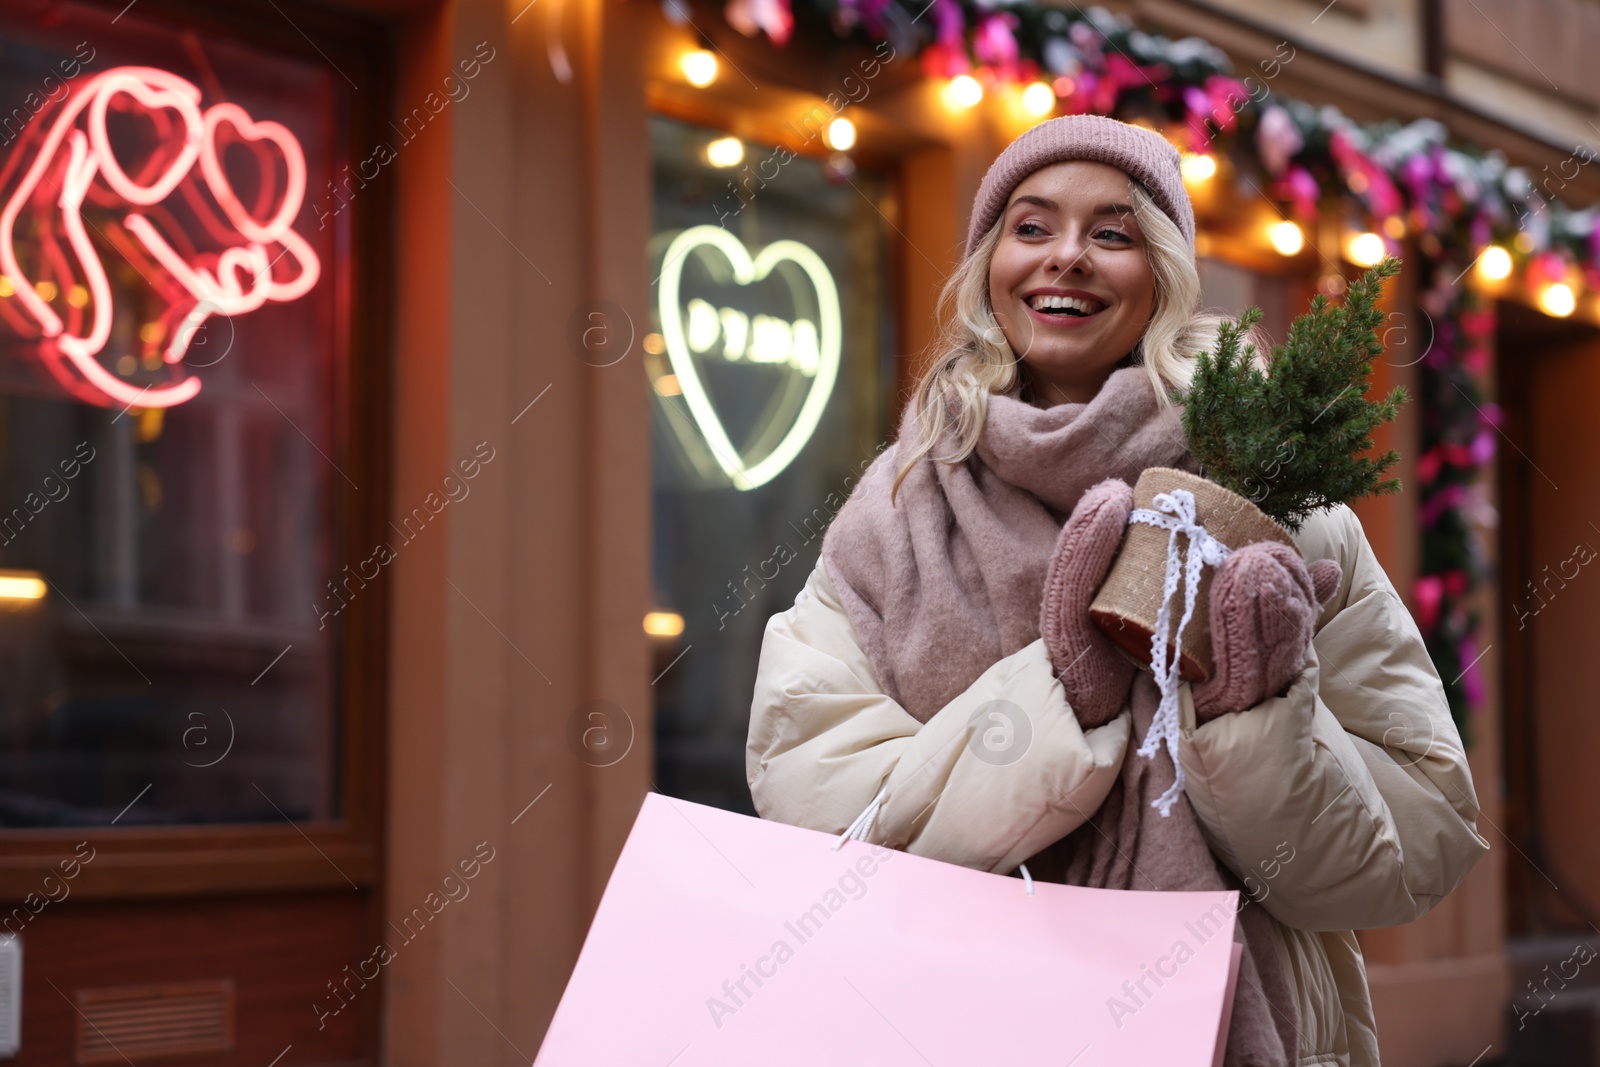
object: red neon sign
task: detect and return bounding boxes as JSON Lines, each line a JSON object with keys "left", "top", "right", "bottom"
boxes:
{"left": 0, "top": 66, "right": 320, "bottom": 408}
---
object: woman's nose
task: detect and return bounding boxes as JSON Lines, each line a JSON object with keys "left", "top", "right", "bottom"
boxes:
{"left": 1044, "top": 234, "right": 1092, "bottom": 274}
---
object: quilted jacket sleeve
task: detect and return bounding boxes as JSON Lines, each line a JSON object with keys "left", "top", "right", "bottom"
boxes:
{"left": 747, "top": 558, "right": 1130, "bottom": 875}
{"left": 1174, "top": 504, "right": 1491, "bottom": 931}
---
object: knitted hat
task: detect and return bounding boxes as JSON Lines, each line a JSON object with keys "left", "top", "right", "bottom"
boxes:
{"left": 965, "top": 114, "right": 1195, "bottom": 260}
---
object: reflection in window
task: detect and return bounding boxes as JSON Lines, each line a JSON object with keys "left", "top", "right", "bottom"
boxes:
{"left": 0, "top": 5, "right": 346, "bottom": 825}
{"left": 649, "top": 115, "right": 893, "bottom": 814}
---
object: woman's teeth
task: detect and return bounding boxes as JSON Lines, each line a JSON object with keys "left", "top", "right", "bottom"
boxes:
{"left": 1028, "top": 295, "right": 1104, "bottom": 316}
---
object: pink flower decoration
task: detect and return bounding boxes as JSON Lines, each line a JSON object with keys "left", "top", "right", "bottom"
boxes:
{"left": 933, "top": 0, "right": 963, "bottom": 46}
{"left": 1183, "top": 85, "right": 1214, "bottom": 151}
{"left": 1283, "top": 164, "right": 1320, "bottom": 221}
{"left": 724, "top": 0, "right": 793, "bottom": 44}
{"left": 1256, "top": 105, "right": 1302, "bottom": 176}
{"left": 1204, "top": 75, "right": 1248, "bottom": 131}
{"left": 1470, "top": 428, "right": 1496, "bottom": 465}
{"left": 1413, "top": 575, "right": 1443, "bottom": 632}
{"left": 973, "top": 13, "right": 1020, "bottom": 81}
{"left": 1528, "top": 250, "right": 1567, "bottom": 287}
{"left": 1365, "top": 169, "right": 1402, "bottom": 218}
{"left": 1417, "top": 446, "right": 1443, "bottom": 483}
{"left": 920, "top": 41, "right": 970, "bottom": 78}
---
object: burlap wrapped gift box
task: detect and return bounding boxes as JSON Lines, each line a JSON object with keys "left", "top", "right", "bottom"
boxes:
{"left": 1088, "top": 466, "right": 1299, "bottom": 683}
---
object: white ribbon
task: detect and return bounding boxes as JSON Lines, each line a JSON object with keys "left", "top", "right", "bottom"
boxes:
{"left": 1126, "top": 488, "right": 1234, "bottom": 817}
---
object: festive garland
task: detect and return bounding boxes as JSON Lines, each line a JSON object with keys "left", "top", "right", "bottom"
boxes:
{"left": 672, "top": 0, "right": 1600, "bottom": 738}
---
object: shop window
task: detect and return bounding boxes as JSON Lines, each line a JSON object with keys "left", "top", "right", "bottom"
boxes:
{"left": 0, "top": 4, "right": 366, "bottom": 827}
{"left": 648, "top": 114, "right": 893, "bottom": 813}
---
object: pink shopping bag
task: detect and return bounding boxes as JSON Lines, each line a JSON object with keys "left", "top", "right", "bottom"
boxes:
{"left": 537, "top": 792, "right": 1243, "bottom": 1066}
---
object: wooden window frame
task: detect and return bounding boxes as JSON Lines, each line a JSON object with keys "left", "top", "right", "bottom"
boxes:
{"left": 0, "top": 0, "right": 393, "bottom": 901}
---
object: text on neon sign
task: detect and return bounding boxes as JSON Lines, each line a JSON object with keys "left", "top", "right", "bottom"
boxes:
{"left": 683, "top": 298, "right": 822, "bottom": 375}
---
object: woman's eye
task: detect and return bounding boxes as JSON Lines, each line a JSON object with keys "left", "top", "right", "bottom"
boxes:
{"left": 1014, "top": 221, "right": 1047, "bottom": 237}
{"left": 1095, "top": 228, "right": 1132, "bottom": 243}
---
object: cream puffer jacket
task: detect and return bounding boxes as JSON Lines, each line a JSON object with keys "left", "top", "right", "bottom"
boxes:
{"left": 746, "top": 502, "right": 1490, "bottom": 1066}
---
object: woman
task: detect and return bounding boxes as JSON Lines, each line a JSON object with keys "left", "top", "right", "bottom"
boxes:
{"left": 745, "top": 114, "right": 1488, "bottom": 1065}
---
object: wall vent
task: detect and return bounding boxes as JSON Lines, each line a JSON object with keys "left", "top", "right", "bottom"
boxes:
{"left": 74, "top": 980, "right": 234, "bottom": 1064}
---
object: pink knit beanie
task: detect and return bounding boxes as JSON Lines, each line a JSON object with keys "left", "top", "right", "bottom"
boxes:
{"left": 965, "top": 114, "right": 1195, "bottom": 260}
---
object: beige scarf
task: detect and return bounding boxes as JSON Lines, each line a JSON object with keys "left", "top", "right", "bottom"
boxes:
{"left": 820, "top": 365, "right": 1299, "bottom": 1065}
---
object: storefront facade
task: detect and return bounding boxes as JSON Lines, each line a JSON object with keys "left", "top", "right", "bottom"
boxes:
{"left": 0, "top": 0, "right": 1596, "bottom": 1063}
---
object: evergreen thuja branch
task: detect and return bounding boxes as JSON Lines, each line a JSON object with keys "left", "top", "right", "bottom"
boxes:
{"left": 1172, "top": 256, "right": 1409, "bottom": 533}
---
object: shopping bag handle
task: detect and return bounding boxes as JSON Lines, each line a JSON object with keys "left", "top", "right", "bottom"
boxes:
{"left": 830, "top": 785, "right": 1035, "bottom": 897}
{"left": 831, "top": 785, "right": 888, "bottom": 851}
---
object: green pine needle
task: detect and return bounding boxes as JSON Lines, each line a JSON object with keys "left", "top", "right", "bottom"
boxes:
{"left": 1169, "top": 256, "right": 1409, "bottom": 533}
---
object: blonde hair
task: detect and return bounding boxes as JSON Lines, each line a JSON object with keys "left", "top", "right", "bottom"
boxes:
{"left": 890, "top": 177, "right": 1272, "bottom": 503}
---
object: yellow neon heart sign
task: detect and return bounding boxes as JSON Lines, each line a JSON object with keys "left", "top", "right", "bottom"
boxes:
{"left": 657, "top": 225, "right": 841, "bottom": 491}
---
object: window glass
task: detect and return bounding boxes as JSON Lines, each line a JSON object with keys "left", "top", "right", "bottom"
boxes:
{"left": 648, "top": 114, "right": 893, "bottom": 813}
{"left": 0, "top": 4, "right": 346, "bottom": 825}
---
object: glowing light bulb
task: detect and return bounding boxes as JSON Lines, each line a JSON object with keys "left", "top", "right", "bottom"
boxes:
{"left": 1346, "top": 231, "right": 1385, "bottom": 267}
{"left": 705, "top": 136, "right": 743, "bottom": 168}
{"left": 0, "top": 571, "right": 46, "bottom": 600}
{"left": 1180, "top": 152, "right": 1216, "bottom": 184}
{"left": 1538, "top": 282, "right": 1576, "bottom": 318}
{"left": 681, "top": 49, "right": 718, "bottom": 87}
{"left": 944, "top": 75, "right": 983, "bottom": 110}
{"left": 1268, "top": 221, "right": 1304, "bottom": 256}
{"left": 824, "top": 118, "right": 856, "bottom": 151}
{"left": 644, "top": 611, "right": 685, "bottom": 637}
{"left": 1477, "top": 245, "right": 1512, "bottom": 281}
{"left": 1021, "top": 81, "right": 1055, "bottom": 117}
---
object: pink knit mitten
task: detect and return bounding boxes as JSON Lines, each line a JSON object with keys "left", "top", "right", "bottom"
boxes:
{"left": 1190, "top": 541, "right": 1342, "bottom": 723}
{"left": 1039, "top": 478, "right": 1137, "bottom": 730}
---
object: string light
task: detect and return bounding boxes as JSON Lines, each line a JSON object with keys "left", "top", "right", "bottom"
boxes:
{"left": 1346, "top": 231, "right": 1385, "bottom": 267}
{"left": 1180, "top": 152, "right": 1216, "bottom": 184}
{"left": 943, "top": 74, "right": 983, "bottom": 110}
{"left": 681, "top": 48, "right": 718, "bottom": 87}
{"left": 1538, "top": 281, "right": 1576, "bottom": 318}
{"left": 1268, "top": 220, "right": 1304, "bottom": 256}
{"left": 1021, "top": 81, "right": 1055, "bottom": 117}
{"left": 705, "top": 136, "right": 743, "bottom": 167}
{"left": 1476, "top": 245, "right": 1512, "bottom": 281}
{"left": 824, "top": 118, "right": 856, "bottom": 151}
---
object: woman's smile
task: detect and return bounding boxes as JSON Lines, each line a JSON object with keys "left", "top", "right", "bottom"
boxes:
{"left": 1020, "top": 286, "right": 1110, "bottom": 327}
